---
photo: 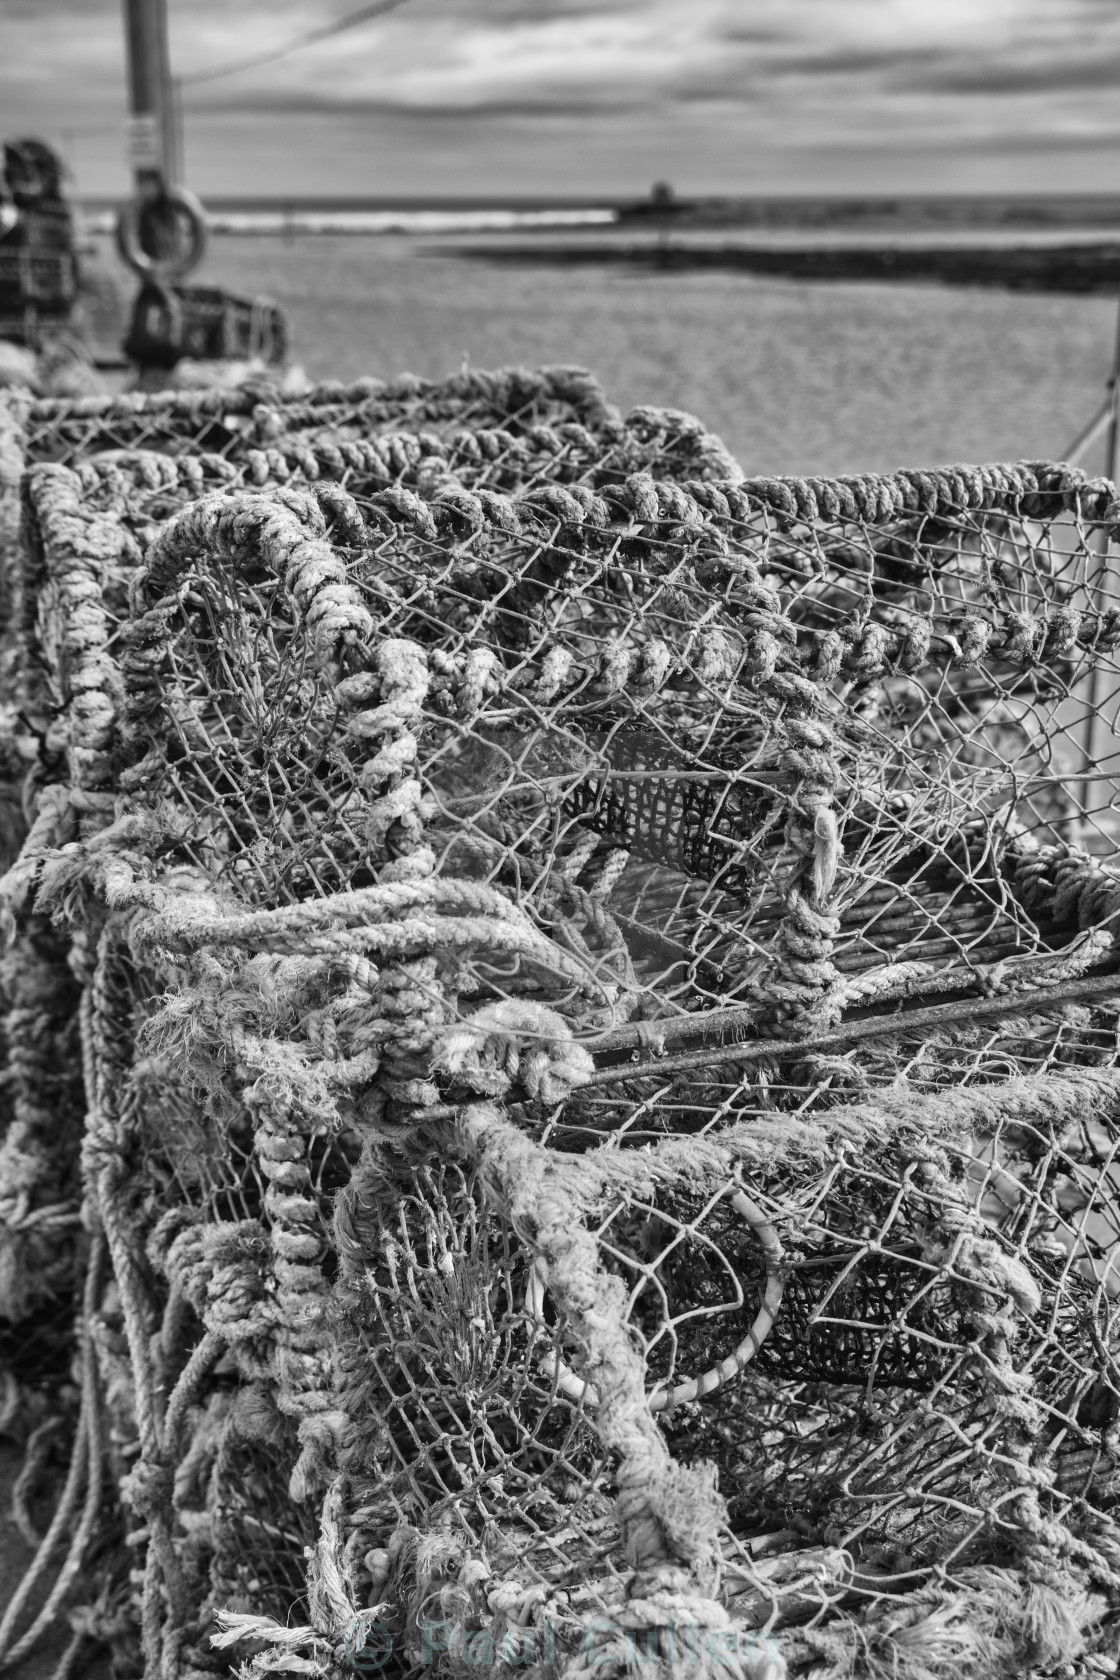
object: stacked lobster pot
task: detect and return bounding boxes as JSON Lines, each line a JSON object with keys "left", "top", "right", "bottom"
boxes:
{"left": 0, "top": 139, "right": 80, "bottom": 352}
{"left": 3, "top": 368, "right": 1120, "bottom": 1680}
{"left": 0, "top": 366, "right": 738, "bottom": 899}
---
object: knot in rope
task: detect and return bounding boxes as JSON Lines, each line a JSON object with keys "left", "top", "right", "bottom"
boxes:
{"left": 436, "top": 1001, "right": 593, "bottom": 1104}
{"left": 119, "top": 1458, "right": 175, "bottom": 1520}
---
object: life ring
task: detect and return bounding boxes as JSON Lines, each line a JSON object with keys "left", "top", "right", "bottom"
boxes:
{"left": 116, "top": 186, "right": 207, "bottom": 281}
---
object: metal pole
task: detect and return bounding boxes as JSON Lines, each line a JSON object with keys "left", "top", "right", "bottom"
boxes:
{"left": 1106, "top": 294, "right": 1120, "bottom": 485}
{"left": 1077, "top": 271, "right": 1120, "bottom": 831}
{"left": 1061, "top": 396, "right": 1111, "bottom": 469}
{"left": 154, "top": 0, "right": 178, "bottom": 184}
{"left": 171, "top": 76, "right": 185, "bottom": 187}
{"left": 121, "top": 0, "right": 170, "bottom": 196}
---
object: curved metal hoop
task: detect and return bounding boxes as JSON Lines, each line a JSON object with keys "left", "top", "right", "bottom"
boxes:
{"left": 524, "top": 1186, "right": 785, "bottom": 1412}
{"left": 116, "top": 187, "right": 208, "bottom": 281}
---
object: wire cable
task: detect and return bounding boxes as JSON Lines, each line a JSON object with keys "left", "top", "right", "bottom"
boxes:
{"left": 180, "top": 0, "right": 414, "bottom": 88}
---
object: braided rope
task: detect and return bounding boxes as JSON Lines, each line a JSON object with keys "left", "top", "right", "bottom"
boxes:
{"left": 18, "top": 363, "right": 620, "bottom": 444}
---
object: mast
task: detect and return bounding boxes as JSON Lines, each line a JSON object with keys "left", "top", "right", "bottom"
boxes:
{"left": 122, "top": 0, "right": 178, "bottom": 196}
{"left": 1072, "top": 257, "right": 1120, "bottom": 833}
{"left": 117, "top": 0, "right": 205, "bottom": 288}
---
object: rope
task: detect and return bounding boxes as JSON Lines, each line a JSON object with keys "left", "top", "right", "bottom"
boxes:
{"left": 11, "top": 389, "right": 1120, "bottom": 1680}
{"left": 0, "top": 1231, "right": 104, "bottom": 1673}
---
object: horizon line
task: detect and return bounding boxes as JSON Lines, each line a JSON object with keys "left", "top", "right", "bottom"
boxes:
{"left": 73, "top": 189, "right": 1120, "bottom": 211}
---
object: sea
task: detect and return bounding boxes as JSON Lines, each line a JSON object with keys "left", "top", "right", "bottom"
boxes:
{"left": 76, "top": 191, "right": 1120, "bottom": 243}
{"left": 79, "top": 198, "right": 619, "bottom": 238}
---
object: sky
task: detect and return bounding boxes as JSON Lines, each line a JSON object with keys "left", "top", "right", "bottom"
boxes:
{"left": 3, "top": 0, "right": 1120, "bottom": 200}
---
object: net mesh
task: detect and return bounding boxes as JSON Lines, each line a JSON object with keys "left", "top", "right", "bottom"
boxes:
{"left": 0, "top": 368, "right": 738, "bottom": 873}
{"left": 4, "top": 381, "right": 1120, "bottom": 1680}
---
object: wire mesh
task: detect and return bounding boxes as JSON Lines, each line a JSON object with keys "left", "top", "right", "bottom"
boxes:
{"left": 5, "top": 447, "right": 1120, "bottom": 1678}
{"left": 10, "top": 363, "right": 622, "bottom": 464}
{"left": 0, "top": 371, "right": 740, "bottom": 845}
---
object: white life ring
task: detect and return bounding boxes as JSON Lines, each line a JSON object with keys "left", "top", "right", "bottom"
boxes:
{"left": 116, "top": 186, "right": 207, "bottom": 280}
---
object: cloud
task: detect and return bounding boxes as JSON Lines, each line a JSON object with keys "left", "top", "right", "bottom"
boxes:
{"left": 714, "top": 23, "right": 791, "bottom": 46}
{"left": 4, "top": 0, "right": 1120, "bottom": 195}
{"left": 176, "top": 0, "right": 1120, "bottom": 127}
{"left": 0, "top": 0, "right": 118, "bottom": 15}
{"left": 902, "top": 48, "right": 1120, "bottom": 95}
{"left": 181, "top": 2, "right": 749, "bottom": 123}
{"left": 215, "top": 88, "right": 644, "bottom": 121}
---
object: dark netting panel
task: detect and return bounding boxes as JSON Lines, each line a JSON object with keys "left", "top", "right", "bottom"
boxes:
{"left": 6, "top": 452, "right": 1120, "bottom": 1680}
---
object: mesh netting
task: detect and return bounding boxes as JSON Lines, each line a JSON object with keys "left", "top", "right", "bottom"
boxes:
{"left": 0, "top": 369, "right": 738, "bottom": 867}
{"left": 5, "top": 401, "right": 1120, "bottom": 1679}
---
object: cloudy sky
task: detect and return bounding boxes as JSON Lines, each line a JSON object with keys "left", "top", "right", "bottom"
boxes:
{"left": 3, "top": 0, "right": 1120, "bottom": 200}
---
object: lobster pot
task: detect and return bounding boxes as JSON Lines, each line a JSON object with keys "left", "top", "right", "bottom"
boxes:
{"left": 0, "top": 360, "right": 624, "bottom": 471}
{"left": 0, "top": 201, "right": 79, "bottom": 348}
{"left": 0, "top": 375, "right": 735, "bottom": 928}
{"left": 123, "top": 280, "right": 290, "bottom": 371}
{"left": 75, "top": 455, "right": 1120, "bottom": 1008}
{"left": 0, "top": 362, "right": 633, "bottom": 713}
{"left": 6, "top": 451, "right": 1120, "bottom": 1680}
{"left": 0, "top": 250, "right": 76, "bottom": 313}
{"left": 6, "top": 399, "right": 743, "bottom": 576}
{"left": 0, "top": 395, "right": 749, "bottom": 1640}
{"left": 0, "top": 253, "right": 78, "bottom": 348}
{"left": 0, "top": 363, "right": 628, "bottom": 619}
{"left": 5, "top": 202, "right": 76, "bottom": 255}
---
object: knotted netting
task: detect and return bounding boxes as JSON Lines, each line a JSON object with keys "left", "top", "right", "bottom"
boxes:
{"left": 6, "top": 420, "right": 1120, "bottom": 1680}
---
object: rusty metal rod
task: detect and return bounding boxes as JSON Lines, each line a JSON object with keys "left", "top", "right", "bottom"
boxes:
{"left": 586, "top": 967, "right": 1120, "bottom": 1086}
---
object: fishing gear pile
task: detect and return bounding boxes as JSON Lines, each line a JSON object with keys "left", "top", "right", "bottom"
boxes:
{"left": 0, "top": 136, "right": 103, "bottom": 400}
{"left": 0, "top": 139, "right": 78, "bottom": 352}
{"left": 2, "top": 366, "right": 1120, "bottom": 1680}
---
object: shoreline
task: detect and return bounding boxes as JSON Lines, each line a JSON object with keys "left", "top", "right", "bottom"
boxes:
{"left": 437, "top": 240, "right": 1120, "bottom": 296}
